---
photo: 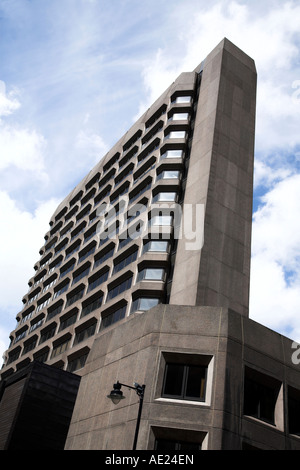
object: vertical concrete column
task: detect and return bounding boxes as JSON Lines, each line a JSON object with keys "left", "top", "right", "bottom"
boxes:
{"left": 170, "top": 38, "right": 257, "bottom": 317}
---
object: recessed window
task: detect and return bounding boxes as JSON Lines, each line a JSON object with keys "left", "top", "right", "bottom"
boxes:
{"left": 74, "top": 322, "right": 96, "bottom": 345}
{"left": 142, "top": 240, "right": 169, "bottom": 254}
{"left": 161, "top": 149, "right": 183, "bottom": 159}
{"left": 113, "top": 249, "right": 138, "bottom": 275}
{"left": 131, "top": 297, "right": 160, "bottom": 313}
{"left": 164, "top": 131, "right": 186, "bottom": 140}
{"left": 137, "top": 268, "right": 165, "bottom": 282}
{"left": 101, "top": 304, "right": 127, "bottom": 330}
{"left": 172, "top": 95, "right": 192, "bottom": 104}
{"left": 67, "top": 352, "right": 89, "bottom": 373}
{"left": 288, "top": 386, "right": 300, "bottom": 435}
{"left": 162, "top": 363, "right": 207, "bottom": 402}
{"left": 153, "top": 192, "right": 177, "bottom": 203}
{"left": 243, "top": 367, "right": 281, "bottom": 425}
{"left": 150, "top": 215, "right": 173, "bottom": 226}
{"left": 169, "top": 112, "right": 189, "bottom": 121}
{"left": 157, "top": 170, "right": 180, "bottom": 181}
{"left": 107, "top": 275, "right": 133, "bottom": 301}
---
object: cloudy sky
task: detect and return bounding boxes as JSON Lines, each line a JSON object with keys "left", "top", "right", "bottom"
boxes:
{"left": 0, "top": 0, "right": 300, "bottom": 362}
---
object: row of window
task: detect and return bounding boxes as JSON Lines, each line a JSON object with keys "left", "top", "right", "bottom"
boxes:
{"left": 21, "top": 238, "right": 171, "bottom": 325}
{"left": 7, "top": 294, "right": 162, "bottom": 369}
{"left": 35, "top": 161, "right": 182, "bottom": 286}
{"left": 49, "top": 98, "right": 191, "bottom": 236}
{"left": 40, "top": 162, "right": 182, "bottom": 268}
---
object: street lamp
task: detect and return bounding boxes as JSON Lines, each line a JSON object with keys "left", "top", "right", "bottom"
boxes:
{"left": 107, "top": 380, "right": 146, "bottom": 450}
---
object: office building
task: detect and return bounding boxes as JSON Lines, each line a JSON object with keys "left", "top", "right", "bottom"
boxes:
{"left": 1, "top": 38, "right": 300, "bottom": 450}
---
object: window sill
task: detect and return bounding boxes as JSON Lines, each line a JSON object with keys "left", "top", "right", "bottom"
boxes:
{"left": 155, "top": 397, "right": 210, "bottom": 407}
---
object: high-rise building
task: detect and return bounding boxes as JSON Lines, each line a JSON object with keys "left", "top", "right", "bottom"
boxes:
{"left": 1, "top": 38, "right": 300, "bottom": 451}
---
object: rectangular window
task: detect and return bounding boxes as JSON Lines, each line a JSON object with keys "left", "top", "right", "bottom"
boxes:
{"left": 81, "top": 294, "right": 103, "bottom": 318}
{"left": 288, "top": 386, "right": 300, "bottom": 435}
{"left": 101, "top": 304, "right": 127, "bottom": 330}
{"left": 51, "top": 338, "right": 70, "bottom": 358}
{"left": 107, "top": 275, "right": 133, "bottom": 301}
{"left": 162, "top": 363, "right": 207, "bottom": 401}
{"left": 137, "top": 268, "right": 165, "bottom": 282}
{"left": 131, "top": 297, "right": 160, "bottom": 313}
{"left": 66, "top": 287, "right": 85, "bottom": 307}
{"left": 152, "top": 192, "right": 177, "bottom": 203}
{"left": 113, "top": 249, "right": 138, "bottom": 275}
{"left": 243, "top": 367, "right": 281, "bottom": 425}
{"left": 156, "top": 170, "right": 180, "bottom": 181}
{"left": 142, "top": 240, "right": 169, "bottom": 254}
{"left": 87, "top": 269, "right": 109, "bottom": 293}
{"left": 161, "top": 149, "right": 183, "bottom": 159}
{"left": 67, "top": 353, "right": 88, "bottom": 373}
{"left": 94, "top": 245, "right": 115, "bottom": 269}
{"left": 73, "top": 323, "right": 96, "bottom": 345}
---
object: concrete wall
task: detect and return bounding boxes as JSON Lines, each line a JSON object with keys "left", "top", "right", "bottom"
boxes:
{"left": 170, "top": 39, "right": 257, "bottom": 317}
{"left": 65, "top": 305, "right": 300, "bottom": 450}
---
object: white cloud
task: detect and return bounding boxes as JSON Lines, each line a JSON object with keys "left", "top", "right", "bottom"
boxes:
{"left": 0, "top": 80, "right": 20, "bottom": 117}
{"left": 0, "top": 191, "right": 60, "bottom": 363}
{"left": 250, "top": 174, "right": 300, "bottom": 340}
{"left": 75, "top": 129, "right": 108, "bottom": 162}
{"left": 0, "top": 80, "right": 47, "bottom": 178}
{"left": 138, "top": 1, "right": 300, "bottom": 154}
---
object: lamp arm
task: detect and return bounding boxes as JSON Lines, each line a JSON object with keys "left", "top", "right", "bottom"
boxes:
{"left": 118, "top": 381, "right": 145, "bottom": 398}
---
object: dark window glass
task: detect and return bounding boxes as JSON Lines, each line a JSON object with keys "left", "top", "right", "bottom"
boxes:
{"left": 162, "top": 363, "right": 207, "bottom": 401}
{"left": 244, "top": 377, "right": 277, "bottom": 424}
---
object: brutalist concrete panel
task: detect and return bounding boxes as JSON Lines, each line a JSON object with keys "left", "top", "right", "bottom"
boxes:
{"left": 0, "top": 362, "right": 80, "bottom": 450}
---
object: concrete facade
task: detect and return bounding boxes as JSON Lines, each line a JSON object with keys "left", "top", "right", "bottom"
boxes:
{"left": 65, "top": 305, "right": 300, "bottom": 450}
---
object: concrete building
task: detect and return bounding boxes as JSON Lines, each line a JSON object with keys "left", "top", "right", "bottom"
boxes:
{"left": 1, "top": 38, "right": 300, "bottom": 450}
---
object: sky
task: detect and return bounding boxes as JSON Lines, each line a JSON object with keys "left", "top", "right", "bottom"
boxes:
{"left": 0, "top": 0, "right": 300, "bottom": 364}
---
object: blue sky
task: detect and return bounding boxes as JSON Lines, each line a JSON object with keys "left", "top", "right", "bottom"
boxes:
{"left": 0, "top": 0, "right": 300, "bottom": 362}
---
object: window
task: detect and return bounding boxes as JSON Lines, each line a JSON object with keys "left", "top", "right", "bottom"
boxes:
{"left": 101, "top": 304, "right": 127, "bottom": 330}
{"left": 53, "top": 280, "right": 70, "bottom": 299}
{"left": 143, "top": 240, "right": 169, "bottom": 254}
{"left": 131, "top": 297, "right": 160, "bottom": 313}
{"left": 51, "top": 337, "right": 70, "bottom": 358}
{"left": 81, "top": 294, "right": 103, "bottom": 318}
{"left": 137, "top": 268, "right": 165, "bottom": 282}
{"left": 87, "top": 269, "right": 109, "bottom": 293}
{"left": 168, "top": 112, "right": 189, "bottom": 121}
{"left": 67, "top": 352, "right": 88, "bottom": 373}
{"left": 150, "top": 215, "right": 173, "bottom": 226}
{"left": 74, "top": 323, "right": 96, "bottom": 345}
{"left": 156, "top": 170, "right": 180, "bottom": 181}
{"left": 39, "top": 324, "right": 56, "bottom": 344}
{"left": 172, "top": 95, "right": 192, "bottom": 103}
{"left": 113, "top": 249, "right": 138, "bottom": 275}
{"left": 243, "top": 367, "right": 281, "bottom": 425}
{"left": 47, "top": 301, "right": 63, "bottom": 321}
{"left": 72, "top": 264, "right": 90, "bottom": 285}
{"left": 66, "top": 286, "right": 85, "bottom": 307}
{"left": 94, "top": 244, "right": 115, "bottom": 269}
{"left": 161, "top": 149, "right": 183, "bottom": 159}
{"left": 164, "top": 131, "right": 186, "bottom": 140}
{"left": 152, "top": 192, "right": 177, "bottom": 203}
{"left": 59, "top": 310, "right": 78, "bottom": 331}
{"left": 162, "top": 363, "right": 207, "bottom": 401}
{"left": 107, "top": 275, "right": 133, "bottom": 301}
{"left": 288, "top": 386, "right": 300, "bottom": 435}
